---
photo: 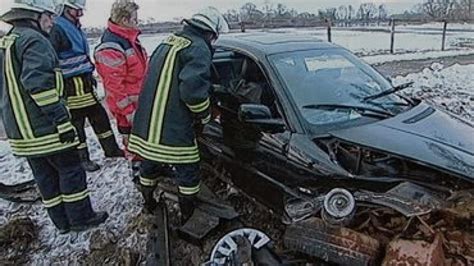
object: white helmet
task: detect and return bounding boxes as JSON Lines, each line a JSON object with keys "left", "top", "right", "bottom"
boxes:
{"left": 63, "top": 0, "right": 86, "bottom": 10}
{"left": 10, "top": 0, "right": 58, "bottom": 14}
{"left": 187, "top": 6, "right": 229, "bottom": 37}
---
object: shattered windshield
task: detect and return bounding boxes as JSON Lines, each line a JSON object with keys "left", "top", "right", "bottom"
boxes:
{"left": 270, "top": 49, "right": 408, "bottom": 125}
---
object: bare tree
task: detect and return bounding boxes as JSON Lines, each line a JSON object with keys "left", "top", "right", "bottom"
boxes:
{"left": 240, "top": 2, "right": 264, "bottom": 22}
{"left": 419, "top": 0, "right": 457, "bottom": 19}
{"left": 336, "top": 5, "right": 348, "bottom": 25}
{"left": 357, "top": 3, "right": 377, "bottom": 25}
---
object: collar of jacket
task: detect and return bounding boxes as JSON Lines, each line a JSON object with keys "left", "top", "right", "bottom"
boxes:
{"left": 181, "top": 25, "right": 213, "bottom": 49}
{"left": 107, "top": 20, "right": 141, "bottom": 42}
{"left": 59, "top": 14, "right": 81, "bottom": 28}
{"left": 8, "top": 19, "right": 49, "bottom": 38}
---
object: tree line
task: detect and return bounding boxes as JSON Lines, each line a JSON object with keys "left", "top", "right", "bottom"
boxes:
{"left": 223, "top": 1, "right": 474, "bottom": 28}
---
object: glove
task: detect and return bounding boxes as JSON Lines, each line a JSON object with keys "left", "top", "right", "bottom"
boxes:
{"left": 59, "top": 128, "right": 76, "bottom": 144}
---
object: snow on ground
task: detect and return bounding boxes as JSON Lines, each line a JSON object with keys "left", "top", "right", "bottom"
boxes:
{"left": 93, "top": 26, "right": 473, "bottom": 62}
{"left": 362, "top": 49, "right": 474, "bottom": 65}
{"left": 0, "top": 127, "right": 149, "bottom": 263}
{"left": 394, "top": 63, "right": 474, "bottom": 122}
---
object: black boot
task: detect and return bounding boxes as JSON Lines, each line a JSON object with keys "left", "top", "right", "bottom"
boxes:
{"left": 100, "top": 136, "right": 124, "bottom": 158}
{"left": 77, "top": 148, "right": 100, "bottom": 172}
{"left": 139, "top": 185, "right": 158, "bottom": 213}
{"left": 179, "top": 194, "right": 197, "bottom": 225}
{"left": 70, "top": 211, "right": 109, "bottom": 232}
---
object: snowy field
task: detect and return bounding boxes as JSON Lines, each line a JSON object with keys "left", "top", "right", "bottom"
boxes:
{"left": 88, "top": 23, "right": 474, "bottom": 58}
{"left": 1, "top": 62, "right": 474, "bottom": 264}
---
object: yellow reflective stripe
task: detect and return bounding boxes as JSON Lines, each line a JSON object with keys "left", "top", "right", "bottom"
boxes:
{"left": 186, "top": 98, "right": 210, "bottom": 113}
{"left": 77, "top": 142, "right": 87, "bottom": 149}
{"left": 96, "top": 130, "right": 113, "bottom": 139}
{"left": 73, "top": 77, "right": 84, "bottom": 96}
{"left": 11, "top": 140, "right": 78, "bottom": 156}
{"left": 179, "top": 184, "right": 201, "bottom": 195}
{"left": 62, "top": 190, "right": 89, "bottom": 203}
{"left": 43, "top": 195, "right": 63, "bottom": 208}
{"left": 56, "top": 70, "right": 64, "bottom": 97}
{"left": 129, "top": 134, "right": 198, "bottom": 154}
{"left": 140, "top": 176, "right": 158, "bottom": 187}
{"left": 4, "top": 38, "right": 34, "bottom": 139}
{"left": 149, "top": 35, "right": 191, "bottom": 143}
{"left": 30, "top": 89, "right": 60, "bottom": 106}
{"left": 10, "top": 137, "right": 78, "bottom": 151}
{"left": 57, "top": 121, "right": 74, "bottom": 134}
{"left": 36, "top": 96, "right": 60, "bottom": 106}
{"left": 128, "top": 140, "right": 200, "bottom": 164}
{"left": 67, "top": 93, "right": 96, "bottom": 103}
{"left": 67, "top": 93, "right": 97, "bottom": 109}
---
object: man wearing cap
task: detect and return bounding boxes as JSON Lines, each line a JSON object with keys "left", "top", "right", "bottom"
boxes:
{"left": 50, "top": 0, "right": 123, "bottom": 172}
{"left": 128, "top": 7, "right": 229, "bottom": 222}
{"left": 0, "top": 0, "right": 108, "bottom": 233}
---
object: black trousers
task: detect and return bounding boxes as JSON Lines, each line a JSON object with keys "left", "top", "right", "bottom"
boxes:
{"left": 27, "top": 149, "right": 95, "bottom": 229}
{"left": 70, "top": 103, "right": 120, "bottom": 155}
{"left": 139, "top": 160, "right": 201, "bottom": 196}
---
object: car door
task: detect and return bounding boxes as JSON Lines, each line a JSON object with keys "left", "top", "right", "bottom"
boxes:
{"left": 200, "top": 50, "right": 297, "bottom": 213}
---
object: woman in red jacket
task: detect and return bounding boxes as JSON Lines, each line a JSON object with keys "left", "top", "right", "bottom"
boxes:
{"left": 94, "top": 0, "right": 147, "bottom": 179}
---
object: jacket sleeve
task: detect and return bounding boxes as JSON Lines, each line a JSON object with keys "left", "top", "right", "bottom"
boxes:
{"left": 49, "top": 25, "right": 71, "bottom": 53}
{"left": 94, "top": 47, "right": 135, "bottom": 117}
{"left": 19, "top": 35, "right": 73, "bottom": 134}
{"left": 178, "top": 45, "right": 212, "bottom": 124}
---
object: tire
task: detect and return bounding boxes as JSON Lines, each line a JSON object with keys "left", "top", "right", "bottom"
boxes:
{"left": 283, "top": 218, "right": 381, "bottom": 266}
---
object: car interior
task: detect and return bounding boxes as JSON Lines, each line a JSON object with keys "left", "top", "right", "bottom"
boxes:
{"left": 207, "top": 49, "right": 283, "bottom": 159}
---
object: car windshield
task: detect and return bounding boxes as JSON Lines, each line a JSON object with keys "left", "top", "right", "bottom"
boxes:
{"left": 270, "top": 49, "right": 409, "bottom": 125}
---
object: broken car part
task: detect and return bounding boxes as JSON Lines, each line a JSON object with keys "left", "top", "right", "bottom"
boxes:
{"left": 0, "top": 180, "right": 40, "bottom": 203}
{"left": 146, "top": 202, "right": 170, "bottom": 266}
{"left": 322, "top": 188, "right": 356, "bottom": 226}
{"left": 284, "top": 218, "right": 381, "bottom": 266}
{"left": 205, "top": 228, "right": 272, "bottom": 266}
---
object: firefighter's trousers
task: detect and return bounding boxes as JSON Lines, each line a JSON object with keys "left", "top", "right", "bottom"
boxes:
{"left": 70, "top": 103, "right": 121, "bottom": 156}
{"left": 139, "top": 160, "right": 201, "bottom": 196}
{"left": 26, "top": 149, "right": 95, "bottom": 229}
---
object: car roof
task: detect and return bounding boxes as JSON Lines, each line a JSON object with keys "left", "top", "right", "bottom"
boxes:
{"left": 215, "top": 32, "right": 341, "bottom": 56}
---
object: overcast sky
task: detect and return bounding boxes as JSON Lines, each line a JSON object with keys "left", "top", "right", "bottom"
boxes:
{"left": 1, "top": 0, "right": 420, "bottom": 30}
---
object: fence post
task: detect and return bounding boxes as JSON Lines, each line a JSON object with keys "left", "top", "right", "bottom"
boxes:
{"left": 441, "top": 20, "right": 448, "bottom": 51}
{"left": 240, "top": 21, "right": 246, "bottom": 33}
{"left": 390, "top": 19, "right": 396, "bottom": 54}
{"left": 327, "top": 19, "right": 332, "bottom": 43}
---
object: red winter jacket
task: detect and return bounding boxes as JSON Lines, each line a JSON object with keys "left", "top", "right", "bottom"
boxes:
{"left": 94, "top": 21, "right": 148, "bottom": 133}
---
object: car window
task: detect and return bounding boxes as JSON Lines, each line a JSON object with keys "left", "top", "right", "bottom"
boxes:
{"left": 270, "top": 49, "right": 405, "bottom": 126}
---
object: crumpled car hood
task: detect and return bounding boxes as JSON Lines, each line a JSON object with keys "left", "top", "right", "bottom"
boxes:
{"left": 329, "top": 102, "right": 474, "bottom": 180}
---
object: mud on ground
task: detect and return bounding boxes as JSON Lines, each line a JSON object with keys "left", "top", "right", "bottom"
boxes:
{"left": 0, "top": 217, "right": 39, "bottom": 265}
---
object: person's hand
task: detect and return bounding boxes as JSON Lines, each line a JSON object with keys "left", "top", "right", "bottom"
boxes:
{"left": 59, "top": 128, "right": 76, "bottom": 143}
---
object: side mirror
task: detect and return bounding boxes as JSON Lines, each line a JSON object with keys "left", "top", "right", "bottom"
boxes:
{"left": 238, "top": 104, "right": 286, "bottom": 133}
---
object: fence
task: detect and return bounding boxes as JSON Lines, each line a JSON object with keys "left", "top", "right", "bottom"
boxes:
{"left": 237, "top": 19, "right": 473, "bottom": 54}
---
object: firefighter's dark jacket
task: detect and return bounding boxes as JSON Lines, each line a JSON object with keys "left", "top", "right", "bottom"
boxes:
{"left": 0, "top": 21, "right": 78, "bottom": 157}
{"left": 129, "top": 25, "right": 212, "bottom": 164}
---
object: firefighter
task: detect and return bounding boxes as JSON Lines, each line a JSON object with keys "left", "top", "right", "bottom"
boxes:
{"left": 94, "top": 0, "right": 148, "bottom": 180}
{"left": 128, "top": 7, "right": 229, "bottom": 221}
{"left": 49, "top": 0, "right": 123, "bottom": 172}
{"left": 0, "top": 0, "right": 108, "bottom": 233}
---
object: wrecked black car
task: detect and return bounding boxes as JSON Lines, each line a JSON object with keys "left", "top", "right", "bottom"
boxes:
{"left": 198, "top": 33, "right": 474, "bottom": 264}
